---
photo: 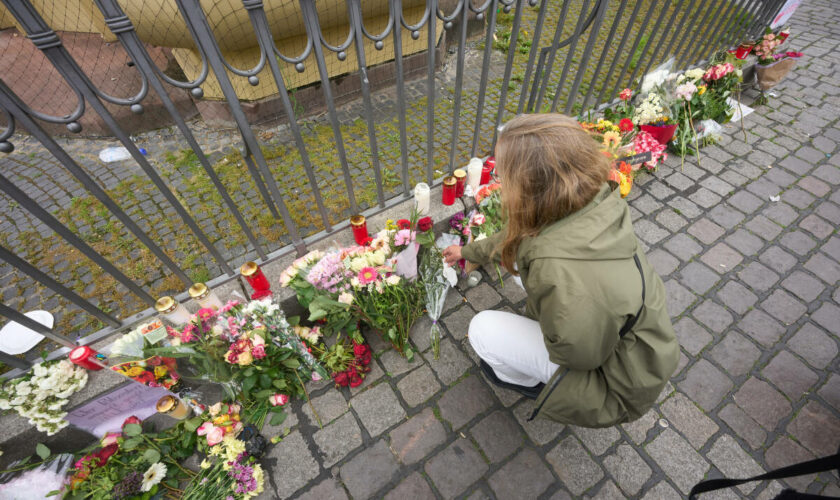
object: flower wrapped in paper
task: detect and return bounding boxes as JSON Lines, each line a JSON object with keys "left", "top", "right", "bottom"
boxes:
{"left": 111, "top": 356, "right": 180, "bottom": 390}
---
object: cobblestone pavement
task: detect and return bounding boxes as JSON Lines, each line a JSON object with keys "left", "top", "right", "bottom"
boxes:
{"left": 253, "top": 2, "right": 840, "bottom": 499}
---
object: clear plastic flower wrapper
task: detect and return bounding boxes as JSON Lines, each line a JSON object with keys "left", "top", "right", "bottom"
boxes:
{"left": 419, "top": 237, "right": 459, "bottom": 359}
{"left": 0, "top": 453, "right": 74, "bottom": 498}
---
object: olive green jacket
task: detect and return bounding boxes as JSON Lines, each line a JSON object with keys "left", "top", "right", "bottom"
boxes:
{"left": 462, "top": 184, "right": 679, "bottom": 427}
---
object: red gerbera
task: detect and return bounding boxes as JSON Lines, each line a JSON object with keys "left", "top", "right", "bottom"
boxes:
{"left": 396, "top": 219, "right": 411, "bottom": 230}
{"left": 618, "top": 118, "right": 634, "bottom": 132}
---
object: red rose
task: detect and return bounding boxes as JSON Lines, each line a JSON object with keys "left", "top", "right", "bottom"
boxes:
{"left": 619, "top": 118, "right": 634, "bottom": 132}
{"left": 135, "top": 371, "right": 156, "bottom": 385}
{"left": 417, "top": 217, "right": 433, "bottom": 232}
{"left": 122, "top": 416, "right": 141, "bottom": 430}
{"left": 95, "top": 444, "right": 119, "bottom": 466}
{"left": 349, "top": 374, "right": 363, "bottom": 387}
{"left": 353, "top": 343, "right": 370, "bottom": 357}
{"left": 333, "top": 371, "right": 350, "bottom": 387}
{"left": 396, "top": 219, "right": 411, "bottom": 230}
{"left": 358, "top": 352, "right": 372, "bottom": 366}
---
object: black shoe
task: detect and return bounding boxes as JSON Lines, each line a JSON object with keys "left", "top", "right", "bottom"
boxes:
{"left": 479, "top": 360, "right": 544, "bottom": 400}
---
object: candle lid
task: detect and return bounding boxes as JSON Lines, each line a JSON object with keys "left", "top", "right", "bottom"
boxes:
{"left": 156, "top": 395, "right": 177, "bottom": 414}
{"left": 453, "top": 169, "right": 466, "bottom": 179}
{"left": 349, "top": 215, "right": 366, "bottom": 227}
{"left": 240, "top": 261, "right": 259, "bottom": 277}
{"left": 443, "top": 176, "right": 457, "bottom": 186}
{"left": 189, "top": 283, "right": 209, "bottom": 299}
{"left": 69, "top": 346, "right": 90, "bottom": 361}
{"left": 414, "top": 182, "right": 430, "bottom": 194}
{"left": 155, "top": 296, "right": 177, "bottom": 313}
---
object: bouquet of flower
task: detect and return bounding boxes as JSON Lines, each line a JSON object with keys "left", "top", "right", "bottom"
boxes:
{"left": 0, "top": 359, "right": 88, "bottom": 435}
{"left": 182, "top": 431, "right": 264, "bottom": 500}
{"left": 308, "top": 337, "right": 372, "bottom": 389}
{"left": 111, "top": 356, "right": 180, "bottom": 391}
{"left": 751, "top": 28, "right": 801, "bottom": 92}
{"left": 195, "top": 402, "right": 244, "bottom": 447}
{"left": 418, "top": 246, "right": 457, "bottom": 359}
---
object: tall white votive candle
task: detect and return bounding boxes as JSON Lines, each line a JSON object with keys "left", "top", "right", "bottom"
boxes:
{"left": 467, "top": 158, "right": 483, "bottom": 193}
{"left": 155, "top": 296, "right": 192, "bottom": 326}
{"left": 414, "top": 183, "right": 430, "bottom": 215}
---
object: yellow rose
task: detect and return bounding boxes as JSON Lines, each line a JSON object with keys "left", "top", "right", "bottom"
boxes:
{"left": 126, "top": 367, "right": 145, "bottom": 377}
{"left": 154, "top": 366, "right": 168, "bottom": 379}
{"left": 698, "top": 85, "right": 707, "bottom": 95}
{"left": 237, "top": 351, "right": 253, "bottom": 366}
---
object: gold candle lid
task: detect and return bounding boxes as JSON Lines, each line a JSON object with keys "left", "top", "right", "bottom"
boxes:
{"left": 156, "top": 395, "right": 177, "bottom": 413}
{"left": 453, "top": 169, "right": 466, "bottom": 179}
{"left": 154, "top": 296, "right": 176, "bottom": 314}
{"left": 240, "top": 261, "right": 259, "bottom": 277}
{"left": 350, "top": 215, "right": 366, "bottom": 227}
{"left": 444, "top": 176, "right": 457, "bottom": 186}
{"left": 188, "top": 283, "right": 209, "bottom": 300}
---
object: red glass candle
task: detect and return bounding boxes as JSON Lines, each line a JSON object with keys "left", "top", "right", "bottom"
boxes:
{"left": 777, "top": 30, "right": 789, "bottom": 42}
{"left": 442, "top": 176, "right": 457, "bottom": 205}
{"left": 240, "top": 261, "right": 272, "bottom": 300}
{"left": 453, "top": 169, "right": 466, "bottom": 198}
{"left": 735, "top": 43, "right": 753, "bottom": 59}
{"left": 69, "top": 346, "right": 105, "bottom": 371}
{"left": 350, "top": 215, "right": 368, "bottom": 246}
{"left": 481, "top": 157, "right": 495, "bottom": 185}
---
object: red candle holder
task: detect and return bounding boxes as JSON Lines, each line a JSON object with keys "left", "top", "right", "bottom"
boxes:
{"left": 481, "top": 157, "right": 495, "bottom": 185}
{"left": 240, "top": 261, "right": 272, "bottom": 300}
{"left": 69, "top": 346, "right": 105, "bottom": 371}
{"left": 777, "top": 30, "right": 789, "bottom": 42}
{"left": 442, "top": 176, "right": 457, "bottom": 205}
{"left": 350, "top": 215, "right": 369, "bottom": 246}
{"left": 453, "top": 169, "right": 466, "bottom": 198}
{"left": 734, "top": 43, "right": 753, "bottom": 59}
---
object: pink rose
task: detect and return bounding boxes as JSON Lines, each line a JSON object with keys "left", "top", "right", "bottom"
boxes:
{"left": 197, "top": 421, "right": 215, "bottom": 436}
{"left": 471, "top": 213, "right": 485, "bottom": 226}
{"left": 122, "top": 416, "right": 141, "bottom": 430}
{"left": 252, "top": 344, "right": 266, "bottom": 359}
{"left": 269, "top": 394, "right": 289, "bottom": 407}
{"left": 206, "top": 426, "right": 224, "bottom": 446}
{"left": 101, "top": 432, "right": 121, "bottom": 447}
{"left": 311, "top": 372, "right": 322, "bottom": 382}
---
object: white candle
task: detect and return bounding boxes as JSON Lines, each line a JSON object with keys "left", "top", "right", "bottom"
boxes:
{"left": 467, "top": 158, "right": 483, "bottom": 193}
{"left": 414, "top": 183, "right": 430, "bottom": 215}
{"left": 189, "top": 283, "right": 223, "bottom": 310}
{"left": 155, "top": 296, "right": 193, "bottom": 326}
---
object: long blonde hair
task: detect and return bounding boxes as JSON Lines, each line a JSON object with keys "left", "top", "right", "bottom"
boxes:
{"left": 494, "top": 113, "right": 611, "bottom": 274}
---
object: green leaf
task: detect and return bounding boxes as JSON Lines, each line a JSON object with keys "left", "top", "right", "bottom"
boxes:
{"left": 142, "top": 448, "right": 161, "bottom": 464}
{"left": 46, "top": 490, "right": 60, "bottom": 497}
{"left": 287, "top": 315, "right": 300, "bottom": 326}
{"left": 255, "top": 389, "right": 274, "bottom": 399}
{"left": 122, "top": 423, "right": 142, "bottom": 437}
{"left": 184, "top": 417, "right": 202, "bottom": 432}
{"left": 269, "top": 411, "right": 288, "bottom": 426}
{"left": 272, "top": 379, "right": 287, "bottom": 389}
{"left": 281, "top": 358, "right": 300, "bottom": 369}
{"left": 242, "top": 375, "right": 257, "bottom": 393}
{"left": 404, "top": 347, "right": 414, "bottom": 362}
{"left": 35, "top": 443, "right": 50, "bottom": 460}
{"left": 122, "top": 437, "right": 143, "bottom": 450}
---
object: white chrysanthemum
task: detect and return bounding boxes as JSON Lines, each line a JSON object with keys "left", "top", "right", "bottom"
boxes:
{"left": 141, "top": 462, "right": 167, "bottom": 492}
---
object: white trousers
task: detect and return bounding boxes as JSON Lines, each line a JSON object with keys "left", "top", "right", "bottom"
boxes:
{"left": 468, "top": 309, "right": 560, "bottom": 387}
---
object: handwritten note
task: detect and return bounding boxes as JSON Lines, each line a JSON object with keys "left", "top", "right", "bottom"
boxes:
{"left": 67, "top": 383, "right": 172, "bottom": 437}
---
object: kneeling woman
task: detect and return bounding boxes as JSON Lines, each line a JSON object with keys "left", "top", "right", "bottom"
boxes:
{"left": 443, "top": 114, "right": 679, "bottom": 427}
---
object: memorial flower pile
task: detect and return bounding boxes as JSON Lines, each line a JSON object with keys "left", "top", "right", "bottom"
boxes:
{"left": 0, "top": 359, "right": 88, "bottom": 435}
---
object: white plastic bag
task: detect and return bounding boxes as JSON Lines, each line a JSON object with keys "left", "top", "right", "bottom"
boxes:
{"left": 696, "top": 119, "right": 723, "bottom": 140}
{"left": 640, "top": 57, "right": 675, "bottom": 95}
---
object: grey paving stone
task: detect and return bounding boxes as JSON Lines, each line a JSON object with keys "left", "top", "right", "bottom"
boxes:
{"left": 813, "top": 164, "right": 840, "bottom": 184}
{"left": 647, "top": 248, "right": 680, "bottom": 276}
{"left": 632, "top": 194, "right": 663, "bottom": 214}
{"left": 707, "top": 435, "right": 766, "bottom": 495}
{"left": 640, "top": 481, "right": 681, "bottom": 500}
{"left": 764, "top": 166, "right": 798, "bottom": 188}
{"left": 396, "top": 364, "right": 440, "bottom": 407}
{"left": 780, "top": 230, "right": 818, "bottom": 256}
{"left": 266, "top": 431, "right": 321, "bottom": 498}
{"left": 799, "top": 214, "right": 834, "bottom": 240}
{"left": 585, "top": 480, "right": 625, "bottom": 499}
{"left": 734, "top": 377, "right": 792, "bottom": 431}
{"left": 465, "top": 283, "right": 502, "bottom": 311}
{"left": 728, "top": 190, "right": 764, "bottom": 213}
{"left": 295, "top": 478, "right": 349, "bottom": 500}
{"left": 655, "top": 208, "right": 688, "bottom": 232}
{"left": 818, "top": 374, "right": 840, "bottom": 412}
{"left": 512, "top": 399, "right": 564, "bottom": 446}
{"left": 765, "top": 437, "right": 818, "bottom": 492}
{"left": 692, "top": 300, "right": 733, "bottom": 333}
{"left": 501, "top": 274, "right": 528, "bottom": 303}
{"left": 660, "top": 392, "right": 719, "bottom": 449}
{"left": 784, "top": 187, "right": 818, "bottom": 209}
{"left": 442, "top": 304, "right": 476, "bottom": 339}
{"left": 701, "top": 176, "right": 735, "bottom": 197}
{"left": 621, "top": 409, "right": 658, "bottom": 445}
{"left": 340, "top": 440, "right": 399, "bottom": 500}
{"left": 689, "top": 187, "right": 723, "bottom": 208}
{"left": 811, "top": 302, "right": 840, "bottom": 335}
{"left": 788, "top": 322, "right": 839, "bottom": 369}
{"left": 762, "top": 202, "right": 799, "bottom": 226}
{"left": 571, "top": 425, "right": 621, "bottom": 456}
{"left": 824, "top": 236, "right": 840, "bottom": 263}
{"left": 389, "top": 407, "right": 447, "bottom": 465}
{"left": 815, "top": 201, "right": 840, "bottom": 224}
{"left": 673, "top": 317, "right": 713, "bottom": 355}
{"left": 350, "top": 382, "right": 407, "bottom": 437}
{"left": 634, "top": 219, "right": 670, "bottom": 245}
{"left": 725, "top": 229, "right": 764, "bottom": 256}
{"left": 645, "top": 428, "right": 710, "bottom": 494}
{"left": 738, "top": 309, "right": 786, "bottom": 347}
{"left": 488, "top": 448, "right": 555, "bottom": 500}
{"left": 688, "top": 218, "right": 726, "bottom": 245}
{"left": 603, "top": 443, "right": 651, "bottom": 497}
{"left": 781, "top": 271, "right": 826, "bottom": 304}
{"left": 716, "top": 280, "right": 758, "bottom": 315}
{"left": 665, "top": 172, "right": 694, "bottom": 191}
{"left": 425, "top": 439, "right": 488, "bottom": 498}
{"left": 349, "top": 359, "right": 385, "bottom": 395}
{"left": 760, "top": 246, "right": 799, "bottom": 274}
{"left": 546, "top": 436, "right": 603, "bottom": 496}
{"left": 789, "top": 400, "right": 840, "bottom": 459}
{"left": 669, "top": 196, "right": 704, "bottom": 218}
{"left": 720, "top": 169, "right": 749, "bottom": 187}
{"left": 437, "top": 374, "right": 493, "bottom": 430}
{"left": 678, "top": 262, "right": 721, "bottom": 294}
{"left": 700, "top": 243, "right": 744, "bottom": 273}
{"left": 314, "top": 412, "right": 364, "bottom": 467}
{"left": 428, "top": 338, "right": 472, "bottom": 385}
{"left": 707, "top": 204, "right": 746, "bottom": 229}
{"left": 710, "top": 331, "right": 761, "bottom": 377}
{"left": 804, "top": 252, "right": 840, "bottom": 285}
{"left": 761, "top": 289, "right": 807, "bottom": 325}
{"left": 747, "top": 178, "right": 783, "bottom": 199}
{"left": 470, "top": 410, "right": 523, "bottom": 463}
{"left": 302, "top": 390, "right": 349, "bottom": 427}
{"left": 379, "top": 349, "right": 420, "bottom": 377}
{"left": 678, "top": 359, "right": 733, "bottom": 411}
{"left": 738, "top": 261, "right": 780, "bottom": 292}
{"left": 664, "top": 233, "right": 703, "bottom": 261}
{"left": 410, "top": 316, "right": 436, "bottom": 352}
{"left": 719, "top": 403, "right": 767, "bottom": 450}
{"left": 664, "top": 279, "right": 696, "bottom": 316}
{"left": 646, "top": 180, "right": 676, "bottom": 199}
{"left": 762, "top": 350, "right": 819, "bottom": 400}
{"left": 480, "top": 370, "right": 522, "bottom": 407}
{"left": 383, "top": 472, "right": 435, "bottom": 500}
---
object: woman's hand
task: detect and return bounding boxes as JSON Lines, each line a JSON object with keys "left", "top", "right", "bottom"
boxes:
{"left": 442, "top": 245, "right": 463, "bottom": 266}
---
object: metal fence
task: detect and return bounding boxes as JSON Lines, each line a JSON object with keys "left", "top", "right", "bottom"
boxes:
{"left": 0, "top": 0, "right": 786, "bottom": 372}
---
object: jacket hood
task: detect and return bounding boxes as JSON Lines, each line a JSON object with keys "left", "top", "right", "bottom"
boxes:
{"left": 520, "top": 184, "right": 638, "bottom": 262}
